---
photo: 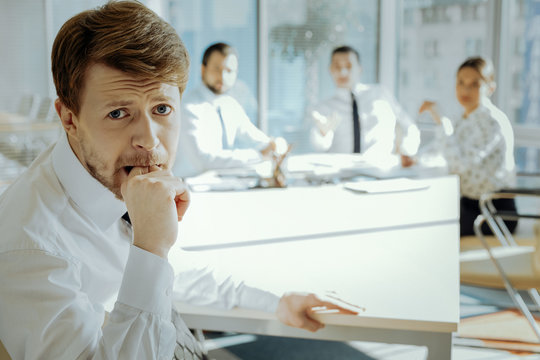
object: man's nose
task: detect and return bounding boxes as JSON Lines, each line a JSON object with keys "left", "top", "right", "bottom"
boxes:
{"left": 132, "top": 112, "right": 160, "bottom": 151}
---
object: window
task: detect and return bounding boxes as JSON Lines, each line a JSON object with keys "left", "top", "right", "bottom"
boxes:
{"left": 397, "top": 0, "right": 540, "bottom": 173}
{"left": 461, "top": 4, "right": 485, "bottom": 22}
{"left": 262, "top": 0, "right": 378, "bottom": 151}
{"left": 509, "top": 0, "right": 540, "bottom": 172}
{"left": 424, "top": 39, "right": 439, "bottom": 58}
{"left": 465, "top": 38, "right": 483, "bottom": 57}
{"left": 398, "top": 0, "right": 490, "bottom": 120}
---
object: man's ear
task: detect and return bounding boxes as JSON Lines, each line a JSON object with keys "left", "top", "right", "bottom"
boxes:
{"left": 54, "top": 99, "right": 78, "bottom": 137}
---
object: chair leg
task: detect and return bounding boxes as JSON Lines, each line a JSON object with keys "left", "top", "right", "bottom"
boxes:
{"left": 529, "top": 289, "right": 540, "bottom": 309}
{"left": 474, "top": 215, "right": 540, "bottom": 342}
{"left": 486, "top": 199, "right": 516, "bottom": 246}
{"left": 194, "top": 329, "right": 208, "bottom": 355}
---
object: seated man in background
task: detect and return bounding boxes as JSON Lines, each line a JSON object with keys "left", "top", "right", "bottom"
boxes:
{"left": 174, "top": 42, "right": 278, "bottom": 177}
{"left": 308, "top": 46, "right": 420, "bottom": 167}
{"left": 0, "top": 3, "right": 355, "bottom": 359}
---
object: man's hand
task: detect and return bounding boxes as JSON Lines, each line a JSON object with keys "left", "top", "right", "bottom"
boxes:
{"left": 121, "top": 165, "right": 190, "bottom": 259}
{"left": 276, "top": 292, "right": 360, "bottom": 332}
{"left": 400, "top": 154, "right": 415, "bottom": 168}
{"left": 312, "top": 110, "right": 341, "bottom": 136}
{"left": 260, "top": 139, "right": 276, "bottom": 158}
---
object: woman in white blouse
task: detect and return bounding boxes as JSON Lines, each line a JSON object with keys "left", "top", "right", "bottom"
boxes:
{"left": 419, "top": 56, "right": 516, "bottom": 236}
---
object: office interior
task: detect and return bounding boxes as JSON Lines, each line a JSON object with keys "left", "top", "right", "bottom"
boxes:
{"left": 1, "top": 0, "right": 540, "bottom": 359}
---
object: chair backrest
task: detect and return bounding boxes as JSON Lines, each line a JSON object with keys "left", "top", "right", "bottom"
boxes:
{"left": 0, "top": 340, "right": 11, "bottom": 360}
{"left": 16, "top": 94, "right": 40, "bottom": 118}
{"left": 34, "top": 97, "right": 57, "bottom": 122}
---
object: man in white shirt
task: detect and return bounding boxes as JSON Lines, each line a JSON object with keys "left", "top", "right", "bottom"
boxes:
{"left": 309, "top": 46, "right": 420, "bottom": 167}
{"left": 0, "top": 3, "right": 355, "bottom": 359}
{"left": 174, "top": 43, "right": 277, "bottom": 177}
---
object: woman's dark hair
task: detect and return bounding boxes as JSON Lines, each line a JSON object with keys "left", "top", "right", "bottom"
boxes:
{"left": 457, "top": 56, "right": 495, "bottom": 83}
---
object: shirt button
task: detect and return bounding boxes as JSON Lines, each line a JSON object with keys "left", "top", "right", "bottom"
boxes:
{"left": 165, "top": 288, "right": 172, "bottom": 296}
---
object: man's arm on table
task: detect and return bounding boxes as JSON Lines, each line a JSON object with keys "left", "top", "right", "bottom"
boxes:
{"left": 171, "top": 253, "right": 358, "bottom": 333}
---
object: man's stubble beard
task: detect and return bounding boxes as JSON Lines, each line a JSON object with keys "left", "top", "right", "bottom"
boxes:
{"left": 78, "top": 135, "right": 170, "bottom": 201}
{"left": 79, "top": 139, "right": 125, "bottom": 200}
{"left": 203, "top": 77, "right": 225, "bottom": 95}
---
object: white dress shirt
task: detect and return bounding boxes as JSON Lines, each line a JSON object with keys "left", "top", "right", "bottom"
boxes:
{"left": 0, "top": 132, "right": 279, "bottom": 359}
{"left": 309, "top": 84, "right": 420, "bottom": 159}
{"left": 437, "top": 97, "right": 516, "bottom": 199}
{"left": 174, "top": 85, "right": 270, "bottom": 177}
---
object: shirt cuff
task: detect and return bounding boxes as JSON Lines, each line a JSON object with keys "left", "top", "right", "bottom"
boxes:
{"left": 237, "top": 284, "right": 281, "bottom": 313}
{"left": 117, "top": 245, "right": 174, "bottom": 319}
{"left": 440, "top": 116, "right": 454, "bottom": 136}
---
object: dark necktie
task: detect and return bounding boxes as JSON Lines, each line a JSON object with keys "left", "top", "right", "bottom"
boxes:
{"left": 121, "top": 212, "right": 131, "bottom": 225}
{"left": 216, "top": 107, "right": 229, "bottom": 149}
{"left": 352, "top": 92, "right": 361, "bottom": 153}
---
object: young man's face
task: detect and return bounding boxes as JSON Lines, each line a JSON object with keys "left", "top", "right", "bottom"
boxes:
{"left": 57, "top": 63, "right": 181, "bottom": 199}
{"left": 329, "top": 52, "right": 362, "bottom": 89}
{"left": 201, "top": 51, "right": 238, "bottom": 94}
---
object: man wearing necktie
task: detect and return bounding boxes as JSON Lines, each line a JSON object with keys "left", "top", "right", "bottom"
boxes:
{"left": 174, "top": 43, "right": 280, "bottom": 177}
{"left": 0, "top": 4, "right": 356, "bottom": 359}
{"left": 309, "top": 46, "right": 420, "bottom": 167}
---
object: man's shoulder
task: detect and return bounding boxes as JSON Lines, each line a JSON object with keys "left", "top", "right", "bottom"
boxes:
{"left": 0, "top": 151, "right": 68, "bottom": 255}
{"left": 182, "top": 86, "right": 206, "bottom": 107}
{"left": 354, "top": 83, "right": 386, "bottom": 96}
{"left": 181, "top": 86, "right": 217, "bottom": 117}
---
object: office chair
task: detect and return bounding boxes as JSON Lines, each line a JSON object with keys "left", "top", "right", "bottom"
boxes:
{"left": 468, "top": 188, "right": 540, "bottom": 342}
{"left": 0, "top": 340, "right": 11, "bottom": 360}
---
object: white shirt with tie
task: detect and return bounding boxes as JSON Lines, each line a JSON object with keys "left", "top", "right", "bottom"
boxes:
{"left": 0, "top": 132, "right": 279, "bottom": 359}
{"left": 309, "top": 84, "right": 420, "bottom": 160}
{"left": 174, "top": 85, "right": 270, "bottom": 177}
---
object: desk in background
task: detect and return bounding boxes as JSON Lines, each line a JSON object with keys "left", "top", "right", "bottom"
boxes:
{"left": 174, "top": 175, "right": 460, "bottom": 359}
{"left": 184, "top": 152, "right": 448, "bottom": 192}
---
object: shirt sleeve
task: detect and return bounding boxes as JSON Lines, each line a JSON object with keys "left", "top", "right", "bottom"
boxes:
{"left": 172, "top": 265, "right": 280, "bottom": 313}
{"left": 307, "top": 105, "right": 334, "bottom": 152}
{"left": 436, "top": 112, "right": 511, "bottom": 197}
{"left": 180, "top": 101, "right": 265, "bottom": 172}
{"left": 231, "top": 101, "right": 271, "bottom": 151}
{"left": 0, "top": 245, "right": 176, "bottom": 360}
{"left": 378, "top": 86, "right": 420, "bottom": 156}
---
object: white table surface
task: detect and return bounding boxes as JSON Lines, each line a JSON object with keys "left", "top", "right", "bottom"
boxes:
{"left": 178, "top": 175, "right": 459, "bottom": 250}
{"left": 174, "top": 175, "right": 460, "bottom": 359}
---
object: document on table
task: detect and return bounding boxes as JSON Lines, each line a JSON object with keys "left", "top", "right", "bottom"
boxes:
{"left": 343, "top": 177, "right": 430, "bottom": 194}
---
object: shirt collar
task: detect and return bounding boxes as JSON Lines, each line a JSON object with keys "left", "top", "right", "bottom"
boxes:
{"left": 335, "top": 87, "right": 352, "bottom": 99}
{"left": 199, "top": 84, "right": 220, "bottom": 104}
{"left": 335, "top": 83, "right": 368, "bottom": 99}
{"left": 466, "top": 97, "right": 492, "bottom": 118}
{"left": 52, "top": 132, "right": 127, "bottom": 230}
{"left": 480, "top": 96, "right": 493, "bottom": 109}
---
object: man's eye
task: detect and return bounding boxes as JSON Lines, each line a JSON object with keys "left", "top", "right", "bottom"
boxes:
{"left": 154, "top": 104, "right": 172, "bottom": 115}
{"left": 108, "top": 109, "right": 127, "bottom": 119}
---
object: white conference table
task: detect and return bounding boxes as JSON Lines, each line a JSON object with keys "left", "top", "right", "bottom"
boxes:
{"left": 175, "top": 175, "right": 460, "bottom": 359}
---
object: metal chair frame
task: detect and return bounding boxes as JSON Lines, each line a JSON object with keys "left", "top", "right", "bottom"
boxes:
{"left": 473, "top": 189, "right": 540, "bottom": 342}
